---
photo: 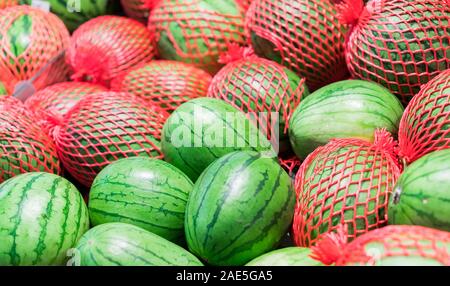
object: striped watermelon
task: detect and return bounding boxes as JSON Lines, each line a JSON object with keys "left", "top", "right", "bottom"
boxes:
{"left": 162, "top": 98, "right": 274, "bottom": 182}
{"left": 0, "top": 172, "right": 89, "bottom": 266}
{"left": 74, "top": 223, "right": 203, "bottom": 266}
{"left": 121, "top": 0, "right": 149, "bottom": 24}
{"left": 185, "top": 151, "right": 295, "bottom": 266}
{"left": 389, "top": 149, "right": 450, "bottom": 232}
{"left": 89, "top": 157, "right": 193, "bottom": 244}
{"left": 289, "top": 80, "right": 404, "bottom": 159}
{"left": 245, "top": 247, "right": 324, "bottom": 266}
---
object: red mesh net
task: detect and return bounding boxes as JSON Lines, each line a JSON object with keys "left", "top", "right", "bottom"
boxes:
{"left": 292, "top": 130, "right": 401, "bottom": 247}
{"left": 245, "top": 0, "right": 348, "bottom": 91}
{"left": 121, "top": 0, "right": 149, "bottom": 24}
{"left": 148, "top": 0, "right": 247, "bottom": 74}
{"left": 0, "top": 0, "right": 18, "bottom": 9}
{"left": 0, "top": 6, "right": 70, "bottom": 94}
{"left": 236, "top": 0, "right": 253, "bottom": 11}
{"left": 111, "top": 60, "right": 212, "bottom": 114}
{"left": 311, "top": 225, "right": 450, "bottom": 266}
{"left": 279, "top": 155, "right": 301, "bottom": 179}
{"left": 67, "top": 15, "right": 155, "bottom": 87}
{"left": 25, "top": 81, "right": 108, "bottom": 117}
{"left": 0, "top": 96, "right": 60, "bottom": 183}
{"left": 341, "top": 0, "right": 450, "bottom": 105}
{"left": 207, "top": 44, "right": 307, "bottom": 140}
{"left": 54, "top": 92, "right": 169, "bottom": 187}
{"left": 398, "top": 69, "right": 450, "bottom": 164}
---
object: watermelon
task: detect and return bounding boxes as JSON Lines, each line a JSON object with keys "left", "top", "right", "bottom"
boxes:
{"left": 54, "top": 92, "right": 169, "bottom": 187}
{"left": 148, "top": 0, "right": 246, "bottom": 74}
{"left": 389, "top": 149, "right": 450, "bottom": 232}
{"left": 311, "top": 225, "right": 450, "bottom": 266}
{"left": 341, "top": 0, "right": 450, "bottom": 104}
{"left": 0, "top": 81, "right": 6, "bottom": 95}
{"left": 398, "top": 69, "right": 450, "bottom": 164}
{"left": 74, "top": 222, "right": 203, "bottom": 266}
{"left": 111, "top": 60, "right": 212, "bottom": 114}
{"left": 185, "top": 151, "right": 295, "bottom": 266}
{"left": 246, "top": 0, "right": 348, "bottom": 91}
{"left": 289, "top": 80, "right": 404, "bottom": 159}
{"left": 0, "top": 6, "right": 70, "bottom": 94}
{"left": 89, "top": 157, "right": 193, "bottom": 244}
{"left": 0, "top": 172, "right": 89, "bottom": 266}
{"left": 25, "top": 81, "right": 107, "bottom": 116}
{"left": 121, "top": 0, "right": 149, "bottom": 24}
{"left": 245, "top": 247, "right": 324, "bottom": 266}
{"left": 162, "top": 98, "right": 274, "bottom": 182}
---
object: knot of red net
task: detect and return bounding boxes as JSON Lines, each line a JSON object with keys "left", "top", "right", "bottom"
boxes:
{"left": 143, "top": 0, "right": 162, "bottom": 9}
{"left": 32, "top": 108, "right": 64, "bottom": 142}
{"left": 70, "top": 61, "right": 104, "bottom": 85}
{"left": 336, "top": 0, "right": 368, "bottom": 27}
{"left": 218, "top": 43, "right": 255, "bottom": 65}
{"left": 373, "top": 128, "right": 400, "bottom": 168}
{"left": 310, "top": 224, "right": 349, "bottom": 266}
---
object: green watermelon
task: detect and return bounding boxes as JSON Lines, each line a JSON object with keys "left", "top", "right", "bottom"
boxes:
{"left": 389, "top": 149, "right": 450, "bottom": 231}
{"left": 289, "top": 80, "right": 404, "bottom": 159}
{"left": 162, "top": 97, "right": 274, "bottom": 182}
{"left": 0, "top": 172, "right": 89, "bottom": 266}
{"left": 245, "top": 247, "right": 324, "bottom": 266}
{"left": 185, "top": 151, "right": 295, "bottom": 266}
{"left": 0, "top": 81, "right": 6, "bottom": 95}
{"left": 89, "top": 157, "right": 193, "bottom": 244}
{"left": 74, "top": 223, "right": 204, "bottom": 266}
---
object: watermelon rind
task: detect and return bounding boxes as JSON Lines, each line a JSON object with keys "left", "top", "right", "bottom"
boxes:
{"left": 245, "top": 247, "right": 324, "bottom": 266}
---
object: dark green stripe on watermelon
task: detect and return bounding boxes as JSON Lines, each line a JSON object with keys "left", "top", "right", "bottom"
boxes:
{"left": 185, "top": 151, "right": 295, "bottom": 266}
{"left": 7, "top": 14, "right": 32, "bottom": 58}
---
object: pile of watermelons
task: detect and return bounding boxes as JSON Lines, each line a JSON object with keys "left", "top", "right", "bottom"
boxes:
{"left": 0, "top": 0, "right": 449, "bottom": 266}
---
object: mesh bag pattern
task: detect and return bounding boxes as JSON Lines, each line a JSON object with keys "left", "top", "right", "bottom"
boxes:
{"left": 148, "top": 0, "right": 246, "bottom": 75}
{"left": 25, "top": 81, "right": 108, "bottom": 117}
{"left": 341, "top": 0, "right": 450, "bottom": 105}
{"left": 207, "top": 45, "right": 307, "bottom": 139}
{"left": 292, "top": 130, "right": 401, "bottom": 247}
{"left": 121, "top": 0, "right": 149, "bottom": 24}
{"left": 279, "top": 155, "right": 301, "bottom": 179}
{"left": 311, "top": 225, "right": 450, "bottom": 266}
{"left": 237, "top": 0, "right": 253, "bottom": 11}
{"left": 398, "top": 69, "right": 450, "bottom": 164}
{"left": 67, "top": 16, "right": 155, "bottom": 87}
{"left": 111, "top": 60, "right": 212, "bottom": 114}
{"left": 54, "top": 92, "right": 169, "bottom": 187}
{"left": 245, "top": 0, "right": 348, "bottom": 91}
{"left": 0, "top": 96, "right": 60, "bottom": 183}
{"left": 0, "top": 6, "right": 70, "bottom": 94}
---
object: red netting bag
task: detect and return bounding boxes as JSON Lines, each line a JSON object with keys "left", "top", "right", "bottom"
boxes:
{"left": 0, "top": 0, "right": 18, "bottom": 9}
{"left": 207, "top": 44, "right": 308, "bottom": 144}
{"left": 121, "top": 0, "right": 149, "bottom": 24}
{"left": 245, "top": 0, "right": 348, "bottom": 91}
{"left": 54, "top": 92, "right": 169, "bottom": 187}
{"left": 237, "top": 0, "right": 253, "bottom": 11}
{"left": 66, "top": 16, "right": 155, "bottom": 87}
{"left": 25, "top": 81, "right": 108, "bottom": 117}
{"left": 398, "top": 69, "right": 450, "bottom": 164}
{"left": 279, "top": 155, "right": 301, "bottom": 179}
{"left": 0, "top": 96, "right": 60, "bottom": 183}
{"left": 292, "top": 129, "right": 401, "bottom": 247}
{"left": 339, "top": 0, "right": 450, "bottom": 105}
{"left": 0, "top": 6, "right": 70, "bottom": 94}
{"left": 111, "top": 60, "right": 212, "bottom": 114}
{"left": 311, "top": 225, "right": 450, "bottom": 266}
{"left": 148, "top": 0, "right": 247, "bottom": 74}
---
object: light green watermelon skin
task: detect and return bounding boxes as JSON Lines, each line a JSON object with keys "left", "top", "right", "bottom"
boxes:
{"left": 89, "top": 157, "right": 193, "bottom": 244}
{"left": 185, "top": 151, "right": 295, "bottom": 266}
{"left": 74, "top": 223, "right": 204, "bottom": 266}
{"left": 289, "top": 80, "right": 404, "bottom": 159}
{"left": 245, "top": 247, "right": 323, "bottom": 266}
{"left": 388, "top": 149, "right": 450, "bottom": 232}
{"left": 0, "top": 172, "right": 89, "bottom": 266}
{"left": 0, "top": 81, "right": 7, "bottom": 95}
{"left": 161, "top": 98, "right": 274, "bottom": 182}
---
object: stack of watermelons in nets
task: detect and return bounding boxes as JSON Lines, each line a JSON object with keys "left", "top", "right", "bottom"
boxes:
{"left": 0, "top": 0, "right": 450, "bottom": 267}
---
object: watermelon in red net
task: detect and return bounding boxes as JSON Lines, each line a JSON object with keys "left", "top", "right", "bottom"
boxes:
{"left": 67, "top": 16, "right": 155, "bottom": 87}
{"left": 54, "top": 92, "right": 169, "bottom": 187}
{"left": 0, "top": 97, "right": 60, "bottom": 182}
{"left": 148, "top": 0, "right": 246, "bottom": 74}
{"left": 0, "top": 0, "right": 18, "bottom": 9}
{"left": 311, "top": 225, "right": 450, "bottom": 266}
{"left": 25, "top": 82, "right": 108, "bottom": 117}
{"left": 111, "top": 60, "right": 212, "bottom": 114}
{"left": 339, "top": 0, "right": 450, "bottom": 105}
{"left": 292, "top": 130, "right": 401, "bottom": 247}
{"left": 0, "top": 6, "right": 70, "bottom": 94}
{"left": 399, "top": 69, "right": 450, "bottom": 164}
{"left": 245, "top": 0, "right": 348, "bottom": 91}
{"left": 121, "top": 0, "right": 149, "bottom": 24}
